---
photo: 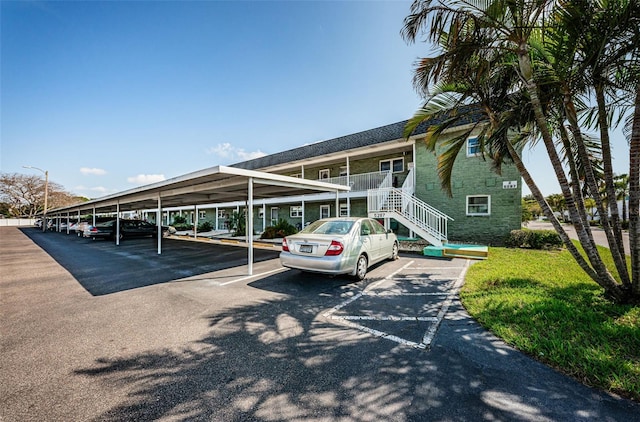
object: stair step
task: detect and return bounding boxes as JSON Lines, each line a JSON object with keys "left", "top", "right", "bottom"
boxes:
{"left": 423, "top": 244, "right": 488, "bottom": 260}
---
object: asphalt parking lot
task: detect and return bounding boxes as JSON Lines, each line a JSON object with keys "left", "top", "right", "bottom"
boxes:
{"left": 2, "top": 227, "right": 639, "bottom": 421}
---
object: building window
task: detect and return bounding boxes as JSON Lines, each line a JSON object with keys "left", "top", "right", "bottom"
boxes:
{"left": 290, "top": 206, "right": 303, "bottom": 218}
{"left": 320, "top": 205, "right": 330, "bottom": 219}
{"left": 380, "top": 158, "right": 404, "bottom": 173}
{"left": 467, "top": 137, "right": 481, "bottom": 157}
{"left": 466, "top": 195, "right": 491, "bottom": 216}
{"left": 270, "top": 207, "right": 279, "bottom": 225}
{"left": 199, "top": 210, "right": 207, "bottom": 220}
{"left": 339, "top": 203, "right": 349, "bottom": 217}
{"left": 319, "top": 169, "right": 330, "bottom": 179}
{"left": 217, "top": 209, "right": 226, "bottom": 219}
{"left": 339, "top": 166, "right": 348, "bottom": 177}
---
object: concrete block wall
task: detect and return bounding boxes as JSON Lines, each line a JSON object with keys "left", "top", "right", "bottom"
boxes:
{"left": 414, "top": 140, "right": 522, "bottom": 245}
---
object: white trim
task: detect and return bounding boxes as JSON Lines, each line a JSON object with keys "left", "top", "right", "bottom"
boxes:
{"left": 339, "top": 203, "right": 349, "bottom": 217}
{"left": 290, "top": 205, "right": 303, "bottom": 218}
{"left": 466, "top": 136, "right": 481, "bottom": 157}
{"left": 466, "top": 195, "right": 491, "bottom": 216}
{"left": 320, "top": 204, "right": 330, "bottom": 219}
{"left": 319, "top": 169, "right": 330, "bottom": 180}
{"left": 379, "top": 157, "right": 404, "bottom": 173}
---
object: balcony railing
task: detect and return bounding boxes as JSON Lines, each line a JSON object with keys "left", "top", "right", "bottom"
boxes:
{"left": 317, "top": 171, "right": 392, "bottom": 192}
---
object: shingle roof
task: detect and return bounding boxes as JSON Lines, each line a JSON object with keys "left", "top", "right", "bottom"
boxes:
{"left": 230, "top": 109, "right": 479, "bottom": 171}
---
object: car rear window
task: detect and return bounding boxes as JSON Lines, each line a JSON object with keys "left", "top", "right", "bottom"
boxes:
{"left": 302, "top": 220, "right": 354, "bottom": 235}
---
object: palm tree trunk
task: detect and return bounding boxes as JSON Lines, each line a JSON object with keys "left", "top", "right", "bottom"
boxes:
{"left": 558, "top": 124, "right": 593, "bottom": 234}
{"left": 518, "top": 51, "right": 626, "bottom": 302}
{"left": 630, "top": 84, "right": 640, "bottom": 296}
{"left": 593, "top": 85, "right": 630, "bottom": 284}
{"left": 505, "top": 138, "right": 598, "bottom": 280}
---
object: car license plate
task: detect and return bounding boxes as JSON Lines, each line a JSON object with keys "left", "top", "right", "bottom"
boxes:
{"left": 299, "top": 245, "right": 313, "bottom": 253}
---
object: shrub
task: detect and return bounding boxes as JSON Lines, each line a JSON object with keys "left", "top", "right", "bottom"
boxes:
{"left": 504, "top": 229, "right": 529, "bottom": 248}
{"left": 197, "top": 221, "right": 213, "bottom": 232}
{"left": 173, "top": 223, "right": 193, "bottom": 231}
{"left": 171, "top": 215, "right": 193, "bottom": 231}
{"left": 172, "top": 215, "right": 188, "bottom": 225}
{"left": 260, "top": 219, "right": 298, "bottom": 239}
{"left": 505, "top": 229, "right": 563, "bottom": 250}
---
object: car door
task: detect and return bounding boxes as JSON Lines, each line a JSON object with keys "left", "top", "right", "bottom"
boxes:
{"left": 359, "top": 219, "right": 377, "bottom": 261}
{"left": 121, "top": 220, "right": 138, "bottom": 237}
{"left": 370, "top": 218, "right": 392, "bottom": 261}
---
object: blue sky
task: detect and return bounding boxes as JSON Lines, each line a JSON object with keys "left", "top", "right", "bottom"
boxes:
{"left": 0, "top": 0, "right": 631, "bottom": 199}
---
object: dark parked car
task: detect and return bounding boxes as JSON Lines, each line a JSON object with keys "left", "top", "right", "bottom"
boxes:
{"left": 85, "top": 219, "right": 175, "bottom": 240}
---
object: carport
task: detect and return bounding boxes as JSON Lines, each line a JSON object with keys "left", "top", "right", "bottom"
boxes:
{"left": 48, "top": 165, "right": 350, "bottom": 275}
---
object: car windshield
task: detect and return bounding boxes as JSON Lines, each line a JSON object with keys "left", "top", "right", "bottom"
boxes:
{"left": 301, "top": 220, "right": 354, "bottom": 235}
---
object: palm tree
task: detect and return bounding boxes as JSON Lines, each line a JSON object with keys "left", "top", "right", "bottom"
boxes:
{"left": 402, "top": 0, "right": 640, "bottom": 303}
{"left": 546, "top": 194, "right": 566, "bottom": 220}
{"left": 614, "top": 174, "right": 630, "bottom": 223}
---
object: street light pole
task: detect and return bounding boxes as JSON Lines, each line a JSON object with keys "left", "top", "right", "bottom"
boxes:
{"left": 23, "top": 166, "right": 49, "bottom": 232}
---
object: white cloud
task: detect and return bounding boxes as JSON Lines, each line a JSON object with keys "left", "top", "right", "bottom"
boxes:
{"left": 73, "top": 185, "right": 116, "bottom": 198}
{"left": 127, "top": 174, "right": 166, "bottom": 185}
{"left": 80, "top": 167, "right": 107, "bottom": 176}
{"left": 206, "top": 143, "right": 266, "bottom": 163}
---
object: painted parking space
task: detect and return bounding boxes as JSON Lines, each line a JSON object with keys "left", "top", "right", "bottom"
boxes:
{"left": 323, "top": 259, "right": 471, "bottom": 349}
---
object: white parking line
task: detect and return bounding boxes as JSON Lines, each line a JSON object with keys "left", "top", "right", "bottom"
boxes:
{"left": 330, "top": 315, "right": 439, "bottom": 322}
{"left": 219, "top": 267, "right": 289, "bottom": 286}
{"left": 365, "top": 260, "right": 416, "bottom": 291}
{"left": 323, "top": 259, "right": 471, "bottom": 350}
{"left": 421, "top": 260, "right": 470, "bottom": 346}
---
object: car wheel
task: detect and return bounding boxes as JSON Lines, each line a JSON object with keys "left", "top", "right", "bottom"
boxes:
{"left": 354, "top": 254, "right": 368, "bottom": 281}
{"left": 390, "top": 242, "right": 399, "bottom": 261}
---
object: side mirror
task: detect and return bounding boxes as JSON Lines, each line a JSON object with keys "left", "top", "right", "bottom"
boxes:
{"left": 388, "top": 229, "right": 393, "bottom": 234}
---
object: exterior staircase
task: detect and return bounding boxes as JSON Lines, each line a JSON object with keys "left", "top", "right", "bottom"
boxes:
{"left": 368, "top": 187, "right": 452, "bottom": 247}
{"left": 365, "top": 168, "right": 486, "bottom": 258}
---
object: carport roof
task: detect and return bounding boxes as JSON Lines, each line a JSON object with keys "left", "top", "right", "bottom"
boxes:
{"left": 50, "top": 165, "right": 350, "bottom": 214}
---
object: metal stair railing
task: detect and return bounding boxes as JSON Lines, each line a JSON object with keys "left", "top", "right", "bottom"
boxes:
{"left": 368, "top": 187, "right": 453, "bottom": 244}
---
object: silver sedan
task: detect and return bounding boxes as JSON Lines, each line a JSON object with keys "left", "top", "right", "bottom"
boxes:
{"left": 280, "top": 217, "right": 399, "bottom": 280}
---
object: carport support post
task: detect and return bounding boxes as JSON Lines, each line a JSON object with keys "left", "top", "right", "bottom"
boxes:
{"left": 157, "top": 195, "right": 162, "bottom": 255}
{"left": 248, "top": 177, "right": 254, "bottom": 276}
{"left": 66, "top": 213, "right": 70, "bottom": 234}
{"left": 335, "top": 191, "right": 339, "bottom": 217}
{"left": 193, "top": 205, "right": 198, "bottom": 239}
{"left": 116, "top": 201, "right": 120, "bottom": 246}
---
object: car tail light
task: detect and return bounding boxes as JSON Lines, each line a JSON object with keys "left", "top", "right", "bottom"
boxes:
{"left": 282, "top": 238, "right": 289, "bottom": 252}
{"left": 325, "top": 240, "right": 344, "bottom": 256}
{"left": 90, "top": 227, "right": 98, "bottom": 233}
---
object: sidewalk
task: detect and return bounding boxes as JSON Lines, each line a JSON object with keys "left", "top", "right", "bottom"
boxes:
{"left": 526, "top": 220, "right": 630, "bottom": 255}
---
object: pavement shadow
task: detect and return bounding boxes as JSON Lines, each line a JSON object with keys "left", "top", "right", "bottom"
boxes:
{"left": 20, "top": 228, "right": 280, "bottom": 296}
{"left": 71, "top": 269, "right": 640, "bottom": 420}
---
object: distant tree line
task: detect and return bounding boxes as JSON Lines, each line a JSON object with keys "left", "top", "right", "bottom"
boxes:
{"left": 0, "top": 172, "right": 88, "bottom": 218}
{"left": 523, "top": 174, "right": 631, "bottom": 227}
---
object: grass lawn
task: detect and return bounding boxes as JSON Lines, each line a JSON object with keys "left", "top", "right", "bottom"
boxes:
{"left": 461, "top": 245, "right": 640, "bottom": 402}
